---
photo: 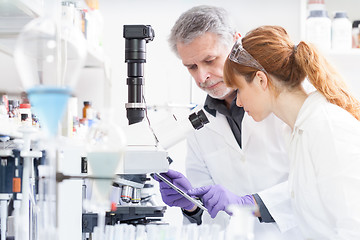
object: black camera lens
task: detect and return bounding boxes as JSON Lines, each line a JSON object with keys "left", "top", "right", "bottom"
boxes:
{"left": 188, "top": 110, "right": 209, "bottom": 130}
{"left": 124, "top": 25, "right": 154, "bottom": 125}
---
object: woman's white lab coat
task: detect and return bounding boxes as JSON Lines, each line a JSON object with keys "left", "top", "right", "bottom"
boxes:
{"left": 186, "top": 108, "right": 303, "bottom": 239}
{"left": 287, "top": 91, "right": 360, "bottom": 239}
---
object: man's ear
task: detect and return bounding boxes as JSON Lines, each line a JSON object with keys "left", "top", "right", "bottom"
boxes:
{"left": 256, "top": 71, "right": 268, "bottom": 91}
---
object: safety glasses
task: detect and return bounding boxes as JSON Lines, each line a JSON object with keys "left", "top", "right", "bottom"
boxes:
{"left": 228, "top": 39, "right": 268, "bottom": 75}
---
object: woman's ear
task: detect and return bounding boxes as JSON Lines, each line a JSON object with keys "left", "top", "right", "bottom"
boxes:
{"left": 256, "top": 71, "right": 268, "bottom": 91}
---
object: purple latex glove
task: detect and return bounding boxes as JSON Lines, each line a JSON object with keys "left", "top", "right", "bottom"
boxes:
{"left": 188, "top": 185, "right": 255, "bottom": 218}
{"left": 153, "top": 169, "right": 195, "bottom": 211}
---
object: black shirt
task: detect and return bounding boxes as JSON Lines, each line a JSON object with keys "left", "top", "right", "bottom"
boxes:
{"left": 203, "top": 94, "right": 244, "bottom": 148}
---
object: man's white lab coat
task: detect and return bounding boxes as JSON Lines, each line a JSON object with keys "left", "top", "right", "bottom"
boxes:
{"left": 287, "top": 91, "right": 360, "bottom": 239}
{"left": 186, "top": 109, "right": 302, "bottom": 239}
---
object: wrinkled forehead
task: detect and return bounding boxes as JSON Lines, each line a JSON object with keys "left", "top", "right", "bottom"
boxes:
{"left": 178, "top": 33, "right": 231, "bottom": 62}
{"left": 180, "top": 32, "right": 232, "bottom": 51}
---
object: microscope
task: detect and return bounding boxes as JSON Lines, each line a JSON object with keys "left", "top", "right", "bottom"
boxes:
{"left": 82, "top": 25, "right": 209, "bottom": 232}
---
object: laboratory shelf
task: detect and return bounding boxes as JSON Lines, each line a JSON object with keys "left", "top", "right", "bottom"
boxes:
{"left": 326, "top": 48, "right": 360, "bottom": 57}
{"left": 0, "top": 0, "right": 105, "bottom": 68}
{"left": 0, "top": 0, "right": 42, "bottom": 20}
{"left": 324, "top": 49, "right": 360, "bottom": 68}
{"left": 324, "top": 49, "right": 360, "bottom": 67}
{"left": 0, "top": 0, "right": 106, "bottom": 95}
{"left": 0, "top": 0, "right": 42, "bottom": 56}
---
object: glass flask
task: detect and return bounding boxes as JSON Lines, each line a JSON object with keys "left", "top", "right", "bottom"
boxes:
{"left": 13, "top": 5, "right": 87, "bottom": 239}
{"left": 86, "top": 109, "right": 127, "bottom": 238}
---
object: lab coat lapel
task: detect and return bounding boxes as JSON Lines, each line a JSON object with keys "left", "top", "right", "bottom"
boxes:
{"left": 205, "top": 112, "right": 242, "bottom": 153}
{"left": 241, "top": 113, "right": 253, "bottom": 151}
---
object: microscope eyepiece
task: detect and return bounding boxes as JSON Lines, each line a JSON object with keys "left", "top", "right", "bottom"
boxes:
{"left": 188, "top": 109, "right": 209, "bottom": 130}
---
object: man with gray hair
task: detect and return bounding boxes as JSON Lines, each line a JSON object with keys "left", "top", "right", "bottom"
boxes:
{"left": 155, "top": 5, "right": 302, "bottom": 239}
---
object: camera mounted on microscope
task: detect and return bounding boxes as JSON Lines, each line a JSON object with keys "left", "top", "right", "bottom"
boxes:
{"left": 123, "top": 25, "right": 155, "bottom": 125}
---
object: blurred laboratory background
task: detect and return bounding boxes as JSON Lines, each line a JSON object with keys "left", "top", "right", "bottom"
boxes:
{"left": 0, "top": 0, "right": 359, "bottom": 239}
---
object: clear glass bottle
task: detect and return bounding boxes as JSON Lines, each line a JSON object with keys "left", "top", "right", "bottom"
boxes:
{"left": 85, "top": 109, "right": 126, "bottom": 238}
{"left": 82, "top": 101, "right": 94, "bottom": 119}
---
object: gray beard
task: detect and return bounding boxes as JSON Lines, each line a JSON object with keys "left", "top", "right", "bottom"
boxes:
{"left": 207, "top": 87, "right": 233, "bottom": 100}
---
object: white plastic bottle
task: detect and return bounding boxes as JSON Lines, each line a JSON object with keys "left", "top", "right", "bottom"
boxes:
{"left": 306, "top": 10, "right": 332, "bottom": 51}
{"left": 332, "top": 12, "right": 352, "bottom": 50}
{"left": 307, "top": 0, "right": 326, "bottom": 14}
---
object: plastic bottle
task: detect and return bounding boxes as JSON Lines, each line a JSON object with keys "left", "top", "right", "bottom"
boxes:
{"left": 352, "top": 20, "right": 360, "bottom": 48}
{"left": 0, "top": 98, "right": 8, "bottom": 120}
{"left": 332, "top": 12, "right": 352, "bottom": 50}
{"left": 8, "top": 100, "right": 14, "bottom": 118}
{"left": 73, "top": 1, "right": 83, "bottom": 31}
{"left": 1, "top": 94, "right": 8, "bottom": 113}
{"left": 307, "top": 0, "right": 326, "bottom": 13}
{"left": 306, "top": 10, "right": 332, "bottom": 51}
{"left": 19, "top": 103, "right": 32, "bottom": 126}
{"left": 61, "top": 1, "right": 75, "bottom": 25}
{"left": 14, "top": 100, "right": 21, "bottom": 123}
{"left": 80, "top": 9, "right": 88, "bottom": 39}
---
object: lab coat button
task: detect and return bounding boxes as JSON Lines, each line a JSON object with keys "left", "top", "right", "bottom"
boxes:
{"left": 291, "top": 191, "right": 295, "bottom": 198}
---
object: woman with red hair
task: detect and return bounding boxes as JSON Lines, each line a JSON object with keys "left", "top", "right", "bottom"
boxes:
{"left": 191, "top": 25, "right": 360, "bottom": 239}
